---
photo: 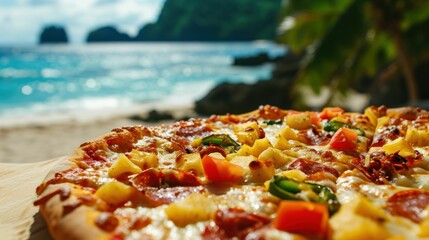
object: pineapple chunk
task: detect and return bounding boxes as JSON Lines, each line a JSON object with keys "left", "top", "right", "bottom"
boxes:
{"left": 376, "top": 116, "right": 390, "bottom": 131}
{"left": 191, "top": 138, "right": 202, "bottom": 148}
{"left": 230, "top": 155, "right": 256, "bottom": 170}
{"left": 164, "top": 193, "right": 216, "bottom": 227}
{"left": 251, "top": 138, "right": 272, "bottom": 157}
{"left": 278, "top": 169, "right": 307, "bottom": 182}
{"left": 285, "top": 112, "right": 312, "bottom": 130}
{"left": 259, "top": 147, "right": 295, "bottom": 168}
{"left": 405, "top": 128, "right": 429, "bottom": 147}
{"left": 108, "top": 154, "right": 142, "bottom": 179}
{"left": 364, "top": 107, "right": 378, "bottom": 127}
{"left": 177, "top": 152, "right": 205, "bottom": 176}
{"left": 278, "top": 126, "right": 302, "bottom": 142}
{"left": 230, "top": 156, "right": 274, "bottom": 183}
{"left": 330, "top": 195, "right": 389, "bottom": 240}
{"left": 235, "top": 144, "right": 253, "bottom": 156}
{"left": 273, "top": 135, "right": 291, "bottom": 150}
{"left": 96, "top": 180, "right": 135, "bottom": 205}
{"left": 248, "top": 160, "right": 275, "bottom": 183}
{"left": 382, "top": 137, "right": 414, "bottom": 157}
{"left": 234, "top": 121, "right": 260, "bottom": 146}
{"left": 128, "top": 150, "right": 158, "bottom": 170}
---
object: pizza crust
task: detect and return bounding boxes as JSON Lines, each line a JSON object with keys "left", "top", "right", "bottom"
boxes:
{"left": 35, "top": 157, "right": 78, "bottom": 195}
{"left": 38, "top": 183, "right": 109, "bottom": 240}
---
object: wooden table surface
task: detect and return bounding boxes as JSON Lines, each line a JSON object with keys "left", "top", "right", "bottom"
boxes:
{"left": 0, "top": 158, "right": 59, "bottom": 240}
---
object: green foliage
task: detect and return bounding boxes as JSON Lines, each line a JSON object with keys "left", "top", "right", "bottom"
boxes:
{"left": 278, "top": 0, "right": 429, "bottom": 109}
{"left": 136, "top": 0, "right": 282, "bottom": 41}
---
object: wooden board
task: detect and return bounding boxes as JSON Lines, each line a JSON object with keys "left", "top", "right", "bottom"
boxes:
{"left": 0, "top": 158, "right": 60, "bottom": 240}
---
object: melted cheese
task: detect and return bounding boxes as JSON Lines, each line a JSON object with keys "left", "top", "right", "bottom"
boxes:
{"left": 116, "top": 186, "right": 278, "bottom": 240}
{"left": 68, "top": 108, "right": 429, "bottom": 239}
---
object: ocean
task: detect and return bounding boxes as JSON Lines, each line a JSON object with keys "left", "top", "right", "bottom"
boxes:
{"left": 0, "top": 42, "right": 285, "bottom": 123}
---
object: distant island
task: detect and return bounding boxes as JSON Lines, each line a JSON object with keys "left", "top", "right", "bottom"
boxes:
{"left": 39, "top": 26, "right": 68, "bottom": 44}
{"left": 86, "top": 26, "right": 131, "bottom": 42}
{"left": 39, "top": 0, "right": 281, "bottom": 44}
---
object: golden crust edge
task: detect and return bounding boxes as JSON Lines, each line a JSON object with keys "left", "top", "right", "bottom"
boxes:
{"left": 38, "top": 183, "right": 109, "bottom": 240}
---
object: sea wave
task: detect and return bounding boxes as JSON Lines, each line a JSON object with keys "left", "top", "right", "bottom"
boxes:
{"left": 0, "top": 42, "right": 285, "bottom": 124}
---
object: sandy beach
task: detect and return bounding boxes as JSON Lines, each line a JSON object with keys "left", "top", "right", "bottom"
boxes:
{"left": 0, "top": 104, "right": 195, "bottom": 164}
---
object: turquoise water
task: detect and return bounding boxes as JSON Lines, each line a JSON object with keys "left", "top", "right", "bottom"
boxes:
{"left": 0, "top": 42, "right": 284, "bottom": 118}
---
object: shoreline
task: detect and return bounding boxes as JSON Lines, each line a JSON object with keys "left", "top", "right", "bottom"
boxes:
{"left": 0, "top": 103, "right": 196, "bottom": 164}
{"left": 0, "top": 98, "right": 196, "bottom": 128}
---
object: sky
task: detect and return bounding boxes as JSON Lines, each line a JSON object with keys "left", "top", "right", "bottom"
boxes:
{"left": 0, "top": 0, "right": 165, "bottom": 45}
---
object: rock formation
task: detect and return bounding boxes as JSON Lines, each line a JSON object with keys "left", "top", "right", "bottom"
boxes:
{"left": 39, "top": 25, "right": 68, "bottom": 44}
{"left": 86, "top": 26, "right": 131, "bottom": 42}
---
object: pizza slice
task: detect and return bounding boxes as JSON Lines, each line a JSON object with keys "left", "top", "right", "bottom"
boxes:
{"left": 33, "top": 105, "right": 429, "bottom": 240}
{"left": 333, "top": 106, "right": 429, "bottom": 239}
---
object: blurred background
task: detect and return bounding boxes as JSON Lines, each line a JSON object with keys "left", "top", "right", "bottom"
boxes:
{"left": 1, "top": 0, "right": 429, "bottom": 162}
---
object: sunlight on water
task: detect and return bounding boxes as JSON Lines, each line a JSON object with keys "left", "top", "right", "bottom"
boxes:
{"left": 0, "top": 42, "right": 285, "bottom": 119}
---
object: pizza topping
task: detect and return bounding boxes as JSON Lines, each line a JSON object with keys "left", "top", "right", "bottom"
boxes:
{"left": 302, "top": 128, "right": 330, "bottom": 146}
{"left": 105, "top": 130, "right": 136, "bottom": 153}
{"left": 130, "top": 168, "right": 201, "bottom": 189}
{"left": 81, "top": 143, "right": 108, "bottom": 164}
{"left": 328, "top": 127, "right": 358, "bottom": 152}
{"left": 234, "top": 121, "right": 262, "bottom": 146}
{"left": 319, "top": 107, "right": 344, "bottom": 120}
{"left": 352, "top": 152, "right": 412, "bottom": 184}
{"left": 286, "top": 112, "right": 313, "bottom": 130}
{"left": 202, "top": 153, "right": 244, "bottom": 183}
{"left": 405, "top": 128, "right": 429, "bottom": 146}
{"left": 141, "top": 186, "right": 206, "bottom": 206}
{"left": 108, "top": 154, "right": 142, "bottom": 179}
{"left": 268, "top": 175, "right": 340, "bottom": 214}
{"left": 288, "top": 158, "right": 340, "bottom": 178}
{"left": 274, "top": 200, "right": 329, "bottom": 240}
{"left": 202, "top": 207, "right": 270, "bottom": 239}
{"left": 263, "top": 119, "right": 283, "bottom": 125}
{"left": 257, "top": 105, "right": 286, "bottom": 120}
{"left": 386, "top": 190, "right": 429, "bottom": 223}
{"left": 173, "top": 119, "right": 212, "bottom": 137}
{"left": 95, "top": 212, "right": 119, "bottom": 232}
{"left": 164, "top": 193, "right": 216, "bottom": 227}
{"left": 176, "top": 152, "right": 205, "bottom": 177}
{"left": 371, "top": 125, "right": 401, "bottom": 147}
{"left": 323, "top": 120, "right": 365, "bottom": 136}
{"left": 198, "top": 134, "right": 240, "bottom": 156}
{"left": 382, "top": 137, "right": 415, "bottom": 158}
{"left": 95, "top": 180, "right": 135, "bottom": 206}
{"left": 201, "top": 134, "right": 240, "bottom": 153}
{"left": 199, "top": 145, "right": 228, "bottom": 158}
{"left": 128, "top": 150, "right": 158, "bottom": 170}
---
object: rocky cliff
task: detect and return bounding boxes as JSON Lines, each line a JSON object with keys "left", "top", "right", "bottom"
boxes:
{"left": 84, "top": 0, "right": 281, "bottom": 42}
{"left": 135, "top": 0, "right": 282, "bottom": 41}
{"left": 86, "top": 26, "right": 132, "bottom": 42}
{"left": 39, "top": 26, "right": 68, "bottom": 44}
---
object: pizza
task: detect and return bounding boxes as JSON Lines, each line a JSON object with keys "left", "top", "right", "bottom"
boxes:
{"left": 34, "top": 105, "right": 429, "bottom": 240}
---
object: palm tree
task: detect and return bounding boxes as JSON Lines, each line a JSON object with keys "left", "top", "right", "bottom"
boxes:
{"left": 277, "top": 0, "right": 429, "bottom": 109}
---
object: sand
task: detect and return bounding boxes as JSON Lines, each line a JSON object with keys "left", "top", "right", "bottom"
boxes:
{"left": 0, "top": 104, "right": 195, "bottom": 163}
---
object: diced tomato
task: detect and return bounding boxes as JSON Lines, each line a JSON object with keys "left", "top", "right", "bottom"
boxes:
{"left": 329, "top": 127, "right": 358, "bottom": 152}
{"left": 202, "top": 154, "right": 244, "bottom": 183}
{"left": 319, "top": 107, "right": 344, "bottom": 120}
{"left": 309, "top": 112, "right": 321, "bottom": 126}
{"left": 274, "top": 201, "right": 329, "bottom": 240}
